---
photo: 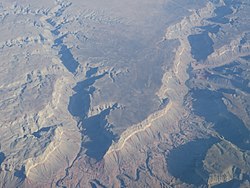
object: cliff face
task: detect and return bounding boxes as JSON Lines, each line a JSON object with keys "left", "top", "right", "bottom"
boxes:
{"left": 204, "top": 141, "right": 250, "bottom": 186}
{"left": 0, "top": 0, "right": 250, "bottom": 187}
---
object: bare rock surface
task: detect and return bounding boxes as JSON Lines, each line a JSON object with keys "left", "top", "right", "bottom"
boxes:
{"left": 0, "top": 0, "right": 249, "bottom": 187}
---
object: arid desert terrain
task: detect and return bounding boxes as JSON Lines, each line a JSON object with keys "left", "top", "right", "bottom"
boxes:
{"left": 0, "top": 0, "right": 250, "bottom": 187}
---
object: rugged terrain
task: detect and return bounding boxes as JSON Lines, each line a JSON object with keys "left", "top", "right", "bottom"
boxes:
{"left": 0, "top": 0, "right": 249, "bottom": 187}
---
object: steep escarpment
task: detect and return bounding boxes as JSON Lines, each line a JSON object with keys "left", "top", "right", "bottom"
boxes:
{"left": 101, "top": 2, "right": 216, "bottom": 187}
{"left": 0, "top": 0, "right": 249, "bottom": 187}
{"left": 102, "top": 0, "right": 250, "bottom": 187}
{"left": 0, "top": 1, "right": 82, "bottom": 186}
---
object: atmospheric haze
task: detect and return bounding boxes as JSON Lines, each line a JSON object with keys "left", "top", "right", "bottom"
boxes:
{"left": 0, "top": 0, "right": 250, "bottom": 187}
